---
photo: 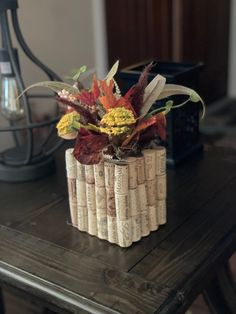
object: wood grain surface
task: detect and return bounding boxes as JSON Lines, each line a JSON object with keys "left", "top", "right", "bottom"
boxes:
{"left": 0, "top": 146, "right": 235, "bottom": 313}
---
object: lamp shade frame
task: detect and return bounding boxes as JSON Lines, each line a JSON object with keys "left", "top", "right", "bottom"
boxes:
{"left": 0, "top": 0, "right": 64, "bottom": 181}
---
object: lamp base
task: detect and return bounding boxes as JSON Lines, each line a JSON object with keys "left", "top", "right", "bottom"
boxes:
{"left": 0, "top": 156, "right": 56, "bottom": 182}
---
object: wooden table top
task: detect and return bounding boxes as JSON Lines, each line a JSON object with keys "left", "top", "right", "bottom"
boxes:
{"left": 0, "top": 146, "right": 235, "bottom": 314}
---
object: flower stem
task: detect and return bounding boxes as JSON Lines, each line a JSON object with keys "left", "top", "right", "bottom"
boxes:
{"left": 172, "top": 97, "right": 191, "bottom": 109}
{"left": 147, "top": 97, "right": 191, "bottom": 118}
{"left": 145, "top": 106, "right": 167, "bottom": 118}
{"left": 72, "top": 121, "right": 81, "bottom": 130}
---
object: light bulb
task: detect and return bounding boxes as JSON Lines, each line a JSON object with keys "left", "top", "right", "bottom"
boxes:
{"left": 0, "top": 76, "right": 24, "bottom": 121}
{"left": 0, "top": 49, "right": 25, "bottom": 122}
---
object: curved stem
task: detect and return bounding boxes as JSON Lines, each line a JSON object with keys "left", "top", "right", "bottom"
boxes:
{"left": 172, "top": 97, "right": 191, "bottom": 109}
{"left": 146, "top": 106, "right": 168, "bottom": 118}
{"left": 147, "top": 97, "right": 191, "bottom": 118}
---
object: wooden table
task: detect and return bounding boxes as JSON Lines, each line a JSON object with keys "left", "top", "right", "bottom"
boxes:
{"left": 0, "top": 146, "right": 235, "bottom": 314}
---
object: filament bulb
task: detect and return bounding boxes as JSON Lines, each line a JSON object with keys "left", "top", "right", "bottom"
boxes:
{"left": 0, "top": 76, "right": 24, "bottom": 121}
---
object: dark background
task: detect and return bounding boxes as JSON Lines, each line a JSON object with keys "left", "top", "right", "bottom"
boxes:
{"left": 105, "top": 0, "right": 230, "bottom": 103}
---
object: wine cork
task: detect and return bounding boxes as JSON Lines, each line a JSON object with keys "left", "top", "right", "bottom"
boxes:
{"left": 137, "top": 183, "right": 148, "bottom": 210}
{"left": 129, "top": 188, "right": 140, "bottom": 217}
{"left": 156, "top": 174, "right": 167, "bottom": 200}
{"left": 106, "top": 188, "right": 116, "bottom": 216}
{"left": 67, "top": 177, "right": 77, "bottom": 226}
{"left": 146, "top": 179, "right": 156, "bottom": 206}
{"left": 77, "top": 205, "right": 88, "bottom": 231}
{"left": 86, "top": 181, "right": 97, "bottom": 235}
{"left": 68, "top": 178, "right": 77, "bottom": 204}
{"left": 76, "top": 180, "right": 86, "bottom": 206}
{"left": 136, "top": 156, "right": 145, "bottom": 184}
{"left": 96, "top": 206, "right": 106, "bottom": 216}
{"left": 94, "top": 162, "right": 105, "bottom": 187}
{"left": 140, "top": 211, "right": 150, "bottom": 237}
{"left": 86, "top": 183, "right": 96, "bottom": 211}
{"left": 95, "top": 186, "right": 107, "bottom": 209}
{"left": 65, "top": 149, "right": 77, "bottom": 179}
{"left": 131, "top": 215, "right": 141, "bottom": 242}
{"left": 104, "top": 162, "right": 115, "bottom": 189}
{"left": 97, "top": 214, "right": 108, "bottom": 240}
{"left": 69, "top": 203, "right": 77, "bottom": 227}
{"left": 143, "top": 149, "right": 156, "bottom": 181}
{"left": 85, "top": 165, "right": 95, "bottom": 184}
{"left": 115, "top": 193, "right": 129, "bottom": 221}
{"left": 127, "top": 157, "right": 137, "bottom": 188}
{"left": 157, "top": 200, "right": 167, "bottom": 225}
{"left": 117, "top": 219, "right": 132, "bottom": 247}
{"left": 107, "top": 216, "right": 117, "bottom": 244}
{"left": 149, "top": 205, "right": 159, "bottom": 231}
{"left": 105, "top": 162, "right": 118, "bottom": 244}
{"left": 137, "top": 183, "right": 149, "bottom": 236}
{"left": 155, "top": 146, "right": 166, "bottom": 175}
{"left": 88, "top": 210, "right": 97, "bottom": 236}
{"left": 129, "top": 186, "right": 141, "bottom": 242}
{"left": 76, "top": 161, "right": 85, "bottom": 181}
{"left": 114, "top": 164, "right": 129, "bottom": 195}
{"left": 107, "top": 197, "right": 117, "bottom": 242}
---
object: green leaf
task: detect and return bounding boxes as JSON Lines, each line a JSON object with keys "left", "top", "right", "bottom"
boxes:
{"left": 157, "top": 84, "right": 205, "bottom": 119}
{"left": 190, "top": 91, "right": 201, "bottom": 103}
{"left": 72, "top": 65, "right": 87, "bottom": 81}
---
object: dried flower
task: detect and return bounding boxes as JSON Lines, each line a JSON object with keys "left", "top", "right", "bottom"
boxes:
{"left": 58, "top": 89, "right": 77, "bottom": 102}
{"left": 56, "top": 111, "right": 81, "bottom": 139}
{"left": 100, "top": 107, "right": 136, "bottom": 136}
{"left": 20, "top": 60, "right": 204, "bottom": 164}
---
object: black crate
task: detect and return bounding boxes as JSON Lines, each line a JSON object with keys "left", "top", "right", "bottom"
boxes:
{"left": 117, "top": 61, "right": 204, "bottom": 165}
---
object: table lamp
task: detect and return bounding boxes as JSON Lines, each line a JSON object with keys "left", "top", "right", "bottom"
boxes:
{"left": 0, "top": 0, "right": 63, "bottom": 182}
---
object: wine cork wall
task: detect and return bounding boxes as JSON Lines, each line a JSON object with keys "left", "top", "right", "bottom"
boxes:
{"left": 65, "top": 147, "right": 167, "bottom": 248}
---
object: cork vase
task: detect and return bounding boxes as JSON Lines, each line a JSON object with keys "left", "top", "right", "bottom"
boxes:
{"left": 65, "top": 147, "right": 167, "bottom": 248}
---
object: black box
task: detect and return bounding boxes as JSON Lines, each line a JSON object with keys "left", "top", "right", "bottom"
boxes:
{"left": 117, "top": 61, "right": 204, "bottom": 165}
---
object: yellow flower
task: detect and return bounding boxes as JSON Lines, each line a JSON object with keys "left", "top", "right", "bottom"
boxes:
{"left": 100, "top": 107, "right": 136, "bottom": 136}
{"left": 100, "top": 126, "right": 130, "bottom": 136}
{"left": 56, "top": 111, "right": 81, "bottom": 139}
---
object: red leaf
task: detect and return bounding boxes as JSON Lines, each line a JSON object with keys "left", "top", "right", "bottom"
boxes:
{"left": 76, "top": 76, "right": 100, "bottom": 106}
{"left": 73, "top": 132, "right": 109, "bottom": 165}
{"left": 92, "top": 75, "right": 100, "bottom": 99}
{"left": 155, "top": 113, "right": 167, "bottom": 141}
{"left": 77, "top": 90, "right": 96, "bottom": 106}
{"left": 116, "top": 97, "right": 136, "bottom": 117}
{"left": 124, "top": 85, "right": 135, "bottom": 101}
{"left": 100, "top": 79, "right": 114, "bottom": 94}
{"left": 122, "top": 113, "right": 166, "bottom": 147}
{"left": 139, "top": 113, "right": 167, "bottom": 143}
{"left": 122, "top": 115, "right": 157, "bottom": 146}
{"left": 99, "top": 80, "right": 117, "bottom": 110}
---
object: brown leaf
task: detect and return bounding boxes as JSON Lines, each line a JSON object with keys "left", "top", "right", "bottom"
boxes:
{"left": 56, "top": 97, "right": 97, "bottom": 125}
{"left": 127, "top": 62, "right": 153, "bottom": 116}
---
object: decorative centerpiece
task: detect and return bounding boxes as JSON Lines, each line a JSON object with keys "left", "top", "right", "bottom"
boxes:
{"left": 19, "top": 61, "right": 204, "bottom": 247}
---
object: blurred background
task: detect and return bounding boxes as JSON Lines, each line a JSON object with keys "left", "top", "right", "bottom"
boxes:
{"left": 0, "top": 0, "right": 235, "bottom": 313}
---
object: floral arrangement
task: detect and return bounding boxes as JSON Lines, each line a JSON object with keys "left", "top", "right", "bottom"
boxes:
{"left": 20, "top": 61, "right": 204, "bottom": 164}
